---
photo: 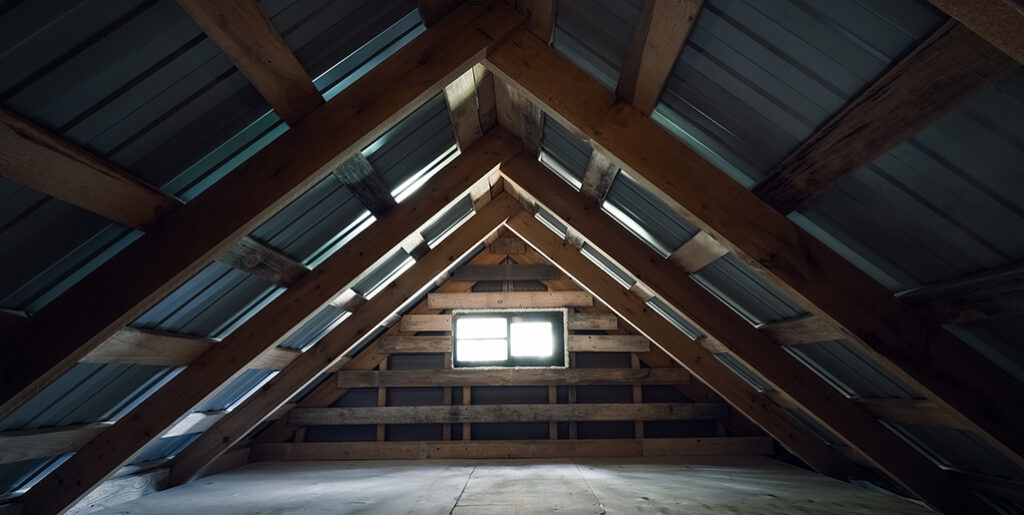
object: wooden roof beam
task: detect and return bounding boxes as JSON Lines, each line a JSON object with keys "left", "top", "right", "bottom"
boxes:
{"left": 80, "top": 327, "right": 300, "bottom": 370}
{"left": 927, "top": 0, "right": 1024, "bottom": 65}
{"left": 898, "top": 259, "right": 1024, "bottom": 324}
{"left": 485, "top": 30, "right": 1024, "bottom": 471}
{"left": 504, "top": 210, "right": 854, "bottom": 482}
{"left": 16, "top": 125, "right": 522, "bottom": 515}
{"left": 616, "top": 0, "right": 703, "bottom": 115}
{"left": 445, "top": 64, "right": 498, "bottom": 151}
{"left": 164, "top": 194, "right": 520, "bottom": 486}
{"left": 751, "top": 20, "right": 1017, "bottom": 213}
{"left": 855, "top": 398, "right": 970, "bottom": 431}
{"left": 176, "top": 0, "right": 323, "bottom": 125}
{"left": 0, "top": 109, "right": 181, "bottom": 231}
{"left": 579, "top": 150, "right": 619, "bottom": 203}
{"left": 510, "top": 0, "right": 558, "bottom": 44}
{"left": 330, "top": 153, "right": 396, "bottom": 218}
{"left": 502, "top": 159, "right": 982, "bottom": 512}
{"left": 0, "top": 2, "right": 523, "bottom": 431}
{"left": 0, "top": 411, "right": 225, "bottom": 465}
{"left": 0, "top": 109, "right": 309, "bottom": 287}
{"left": 251, "top": 249, "right": 506, "bottom": 445}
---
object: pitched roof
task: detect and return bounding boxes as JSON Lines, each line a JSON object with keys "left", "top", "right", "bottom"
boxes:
{"left": 1, "top": 0, "right": 1022, "bottom": 512}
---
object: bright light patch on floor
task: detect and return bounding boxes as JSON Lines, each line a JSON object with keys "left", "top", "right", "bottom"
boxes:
{"left": 510, "top": 321, "right": 554, "bottom": 357}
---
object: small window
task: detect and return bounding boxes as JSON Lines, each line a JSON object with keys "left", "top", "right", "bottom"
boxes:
{"left": 453, "top": 310, "right": 567, "bottom": 368}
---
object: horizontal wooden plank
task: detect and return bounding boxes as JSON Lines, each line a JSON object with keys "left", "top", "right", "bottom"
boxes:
{"left": 568, "top": 312, "right": 617, "bottom": 330}
{"left": 291, "top": 402, "right": 726, "bottom": 425}
{"left": 0, "top": 108, "right": 182, "bottom": 231}
{"left": 400, "top": 312, "right": 616, "bottom": 332}
{"left": 0, "top": 412, "right": 224, "bottom": 464}
{"left": 427, "top": 291, "right": 592, "bottom": 309}
{"left": 568, "top": 334, "right": 649, "bottom": 352}
{"left": 757, "top": 315, "right": 842, "bottom": 346}
{"left": 898, "top": 260, "right": 1024, "bottom": 324}
{"left": 668, "top": 231, "right": 729, "bottom": 273}
{"left": 80, "top": 328, "right": 300, "bottom": 370}
{"left": 379, "top": 334, "right": 648, "bottom": 354}
{"left": 216, "top": 236, "right": 309, "bottom": 288}
{"left": 855, "top": 398, "right": 969, "bottom": 431}
{"left": 451, "top": 263, "right": 561, "bottom": 282}
{"left": 252, "top": 437, "right": 774, "bottom": 461}
{"left": 335, "top": 367, "right": 690, "bottom": 387}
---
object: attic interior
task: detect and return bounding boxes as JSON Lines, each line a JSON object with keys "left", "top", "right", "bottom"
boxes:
{"left": 0, "top": 0, "right": 1022, "bottom": 513}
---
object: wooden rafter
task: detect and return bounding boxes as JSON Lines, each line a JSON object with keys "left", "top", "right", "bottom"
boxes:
{"left": 0, "top": 3, "right": 524, "bottom": 431}
{"left": 501, "top": 159, "right": 981, "bottom": 512}
{"left": 752, "top": 20, "right": 1017, "bottom": 213}
{"left": 216, "top": 236, "right": 309, "bottom": 287}
{"left": 667, "top": 231, "right": 729, "bottom": 273}
{"left": 330, "top": 153, "right": 396, "bottom": 217}
{"left": 898, "top": 259, "right": 1024, "bottom": 324}
{"left": 927, "top": 0, "right": 1024, "bottom": 65}
{"left": 504, "top": 211, "right": 853, "bottom": 481}
{"left": 494, "top": 76, "right": 544, "bottom": 156}
{"left": 164, "top": 194, "right": 520, "bottom": 486}
{"left": 176, "top": 0, "right": 323, "bottom": 125}
{"left": 252, "top": 249, "right": 509, "bottom": 445}
{"left": 616, "top": 0, "right": 703, "bottom": 115}
{"left": 484, "top": 30, "right": 1024, "bottom": 472}
{"left": 510, "top": 0, "right": 558, "bottom": 44}
{"left": 0, "top": 412, "right": 225, "bottom": 465}
{"left": 578, "top": 150, "right": 618, "bottom": 203}
{"left": 16, "top": 127, "right": 522, "bottom": 515}
{"left": 0, "top": 109, "right": 181, "bottom": 231}
{"left": 80, "top": 328, "right": 300, "bottom": 369}
{"left": 0, "top": 110, "right": 309, "bottom": 288}
{"left": 444, "top": 64, "right": 498, "bottom": 151}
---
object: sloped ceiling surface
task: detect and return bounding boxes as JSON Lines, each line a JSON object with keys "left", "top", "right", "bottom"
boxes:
{"left": 1, "top": 0, "right": 1023, "bottom": 512}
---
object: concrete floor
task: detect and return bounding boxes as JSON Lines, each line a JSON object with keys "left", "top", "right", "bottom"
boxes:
{"left": 98, "top": 457, "right": 934, "bottom": 514}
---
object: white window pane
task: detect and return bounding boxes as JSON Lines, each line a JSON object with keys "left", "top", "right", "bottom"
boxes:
{"left": 456, "top": 338, "right": 507, "bottom": 362}
{"left": 510, "top": 321, "right": 554, "bottom": 358}
{"left": 456, "top": 317, "right": 507, "bottom": 339}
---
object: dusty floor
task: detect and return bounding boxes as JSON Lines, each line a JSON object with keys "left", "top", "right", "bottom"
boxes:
{"left": 97, "top": 457, "right": 933, "bottom": 514}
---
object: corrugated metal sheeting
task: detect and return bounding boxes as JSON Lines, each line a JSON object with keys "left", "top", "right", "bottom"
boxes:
{"left": 653, "top": 0, "right": 946, "bottom": 188}
{"left": 0, "top": 0, "right": 467, "bottom": 494}
{"left": 548, "top": 0, "right": 1024, "bottom": 493}
{"left": 0, "top": 0, "right": 420, "bottom": 313}
{"left": 552, "top": 0, "right": 643, "bottom": 90}
{"left": 793, "top": 68, "right": 1024, "bottom": 292}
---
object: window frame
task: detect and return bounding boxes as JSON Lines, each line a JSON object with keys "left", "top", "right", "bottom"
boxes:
{"left": 451, "top": 308, "right": 568, "bottom": 368}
